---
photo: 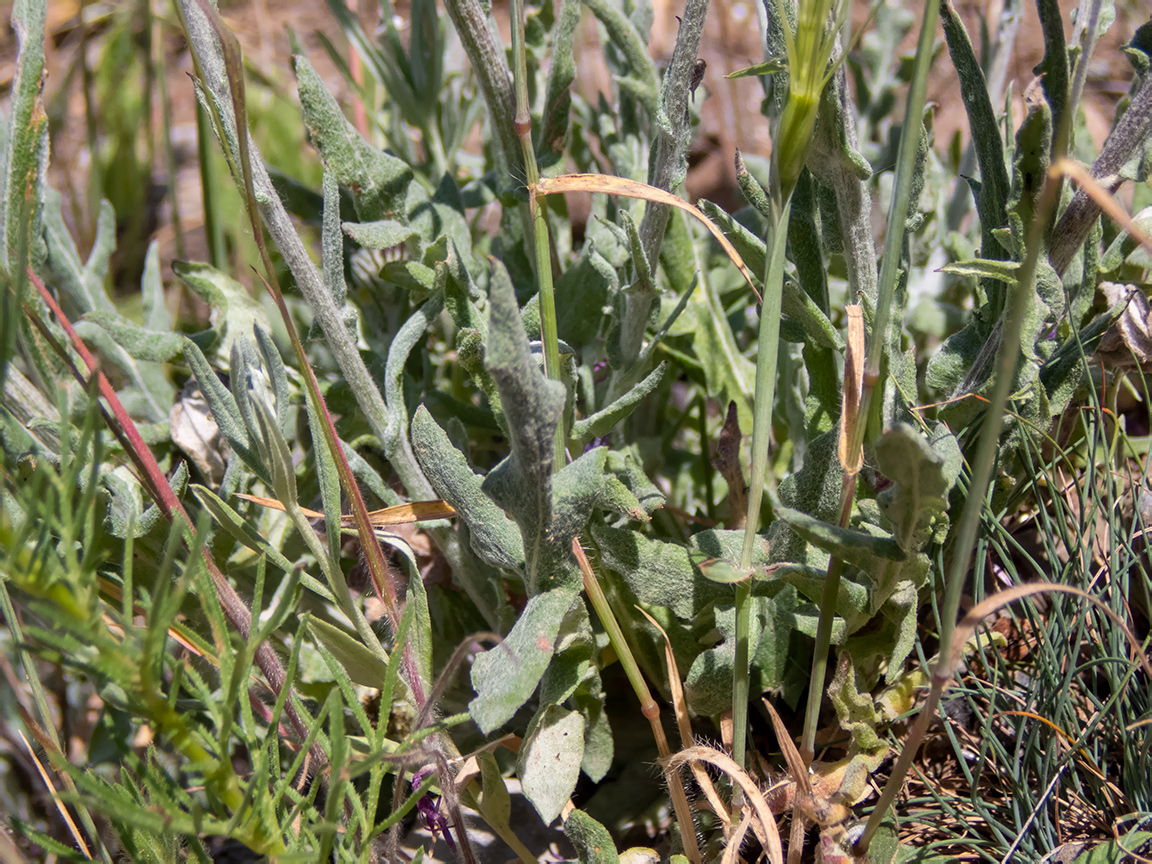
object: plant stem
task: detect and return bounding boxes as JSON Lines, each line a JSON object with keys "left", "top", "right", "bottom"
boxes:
{"left": 855, "top": 2, "right": 1072, "bottom": 851}
{"left": 799, "top": 474, "right": 854, "bottom": 756}
{"left": 510, "top": 0, "right": 565, "bottom": 470}
{"left": 197, "top": 101, "right": 227, "bottom": 270}
{"left": 573, "top": 540, "right": 701, "bottom": 864}
{"left": 617, "top": 0, "right": 709, "bottom": 375}
{"left": 734, "top": 194, "right": 792, "bottom": 771}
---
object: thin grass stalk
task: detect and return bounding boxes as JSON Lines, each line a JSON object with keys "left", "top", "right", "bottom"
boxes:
{"left": 155, "top": 9, "right": 185, "bottom": 259}
{"left": 799, "top": 483, "right": 851, "bottom": 756}
{"left": 850, "top": 0, "right": 939, "bottom": 461}
{"left": 510, "top": 0, "right": 565, "bottom": 470}
{"left": 196, "top": 101, "right": 227, "bottom": 269}
{"left": 735, "top": 195, "right": 792, "bottom": 771}
{"left": 854, "top": 53, "right": 1078, "bottom": 864}
{"left": 79, "top": 0, "right": 100, "bottom": 246}
{"left": 572, "top": 540, "right": 702, "bottom": 864}
{"left": 188, "top": 0, "right": 428, "bottom": 704}
{"left": 21, "top": 271, "right": 326, "bottom": 772}
{"left": 736, "top": 0, "right": 851, "bottom": 774}
{"left": 799, "top": 305, "right": 863, "bottom": 757}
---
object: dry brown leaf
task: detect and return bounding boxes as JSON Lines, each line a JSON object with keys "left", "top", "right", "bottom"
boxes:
{"left": 533, "top": 174, "right": 762, "bottom": 301}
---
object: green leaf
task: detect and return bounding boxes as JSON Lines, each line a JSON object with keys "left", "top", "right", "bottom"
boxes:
{"left": 540, "top": 0, "right": 580, "bottom": 154}
{"left": 1008, "top": 94, "right": 1052, "bottom": 244}
{"left": 307, "top": 616, "right": 390, "bottom": 688}
{"left": 726, "top": 57, "right": 788, "bottom": 79}
{"left": 518, "top": 704, "right": 586, "bottom": 825}
{"left": 343, "top": 218, "right": 418, "bottom": 250}
{"left": 580, "top": 0, "right": 659, "bottom": 115}
{"left": 684, "top": 596, "right": 798, "bottom": 715}
{"left": 384, "top": 291, "right": 443, "bottom": 453}
{"left": 592, "top": 524, "right": 728, "bottom": 619}
{"left": 303, "top": 385, "right": 344, "bottom": 568}
{"left": 77, "top": 311, "right": 186, "bottom": 362}
{"left": 473, "top": 752, "right": 513, "bottom": 833}
{"left": 469, "top": 585, "right": 579, "bottom": 733}
{"left": 42, "top": 192, "right": 115, "bottom": 314}
{"left": 874, "top": 423, "right": 958, "bottom": 552}
{"left": 190, "top": 484, "right": 336, "bottom": 602}
{"left": 440, "top": 236, "right": 485, "bottom": 335}
{"left": 938, "top": 258, "right": 1020, "bottom": 284}
{"left": 564, "top": 809, "right": 620, "bottom": 864}
{"left": 172, "top": 259, "right": 271, "bottom": 363}
{"left": 941, "top": 0, "right": 1010, "bottom": 260}
{"left": 71, "top": 318, "right": 174, "bottom": 421}
{"left": 554, "top": 246, "right": 617, "bottom": 346}
{"left": 828, "top": 653, "right": 885, "bottom": 752}
{"left": 774, "top": 506, "right": 905, "bottom": 564}
{"left": 293, "top": 52, "right": 413, "bottom": 220}
{"left": 183, "top": 337, "right": 271, "bottom": 485}
{"left": 860, "top": 813, "right": 903, "bottom": 864}
{"left": 105, "top": 462, "right": 189, "bottom": 539}
{"left": 408, "top": 171, "right": 471, "bottom": 259}
{"left": 1033, "top": 0, "right": 1069, "bottom": 151}
{"left": 140, "top": 241, "right": 170, "bottom": 332}
{"left": 320, "top": 168, "right": 358, "bottom": 341}
{"left": 480, "top": 259, "right": 567, "bottom": 592}
{"left": 540, "top": 600, "right": 597, "bottom": 705}
{"left": 454, "top": 328, "right": 506, "bottom": 432}
{"left": 1070, "top": 831, "right": 1152, "bottom": 863}
{"left": 1, "top": 0, "right": 49, "bottom": 276}
{"left": 410, "top": 406, "right": 525, "bottom": 574}
{"left": 381, "top": 259, "right": 436, "bottom": 293}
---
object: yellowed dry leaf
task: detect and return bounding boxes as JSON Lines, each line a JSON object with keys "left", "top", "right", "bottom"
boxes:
{"left": 838, "top": 304, "right": 865, "bottom": 474}
{"left": 1052, "top": 158, "right": 1152, "bottom": 257}
{"left": 665, "top": 745, "right": 785, "bottom": 864}
{"left": 533, "top": 174, "right": 762, "bottom": 302}
{"left": 235, "top": 493, "right": 456, "bottom": 526}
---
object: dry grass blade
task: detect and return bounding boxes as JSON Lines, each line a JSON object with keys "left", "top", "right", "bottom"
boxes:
{"left": 948, "top": 583, "right": 1152, "bottom": 682}
{"left": 839, "top": 304, "right": 865, "bottom": 474}
{"left": 722, "top": 807, "right": 754, "bottom": 864}
{"left": 234, "top": 493, "right": 456, "bottom": 527}
{"left": 635, "top": 606, "right": 729, "bottom": 826}
{"left": 763, "top": 699, "right": 810, "bottom": 864}
{"left": 665, "top": 745, "right": 785, "bottom": 864}
{"left": 533, "top": 174, "right": 762, "bottom": 302}
{"left": 1052, "top": 158, "right": 1152, "bottom": 257}
{"left": 17, "top": 731, "right": 91, "bottom": 858}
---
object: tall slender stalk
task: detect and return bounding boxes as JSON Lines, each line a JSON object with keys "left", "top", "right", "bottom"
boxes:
{"left": 734, "top": 196, "right": 792, "bottom": 772}
{"left": 854, "top": 0, "right": 1075, "bottom": 849}
{"left": 734, "top": 0, "right": 848, "bottom": 773}
{"left": 509, "top": 0, "right": 564, "bottom": 470}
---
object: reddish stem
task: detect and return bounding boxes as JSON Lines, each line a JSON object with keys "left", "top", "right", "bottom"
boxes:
{"left": 25, "top": 268, "right": 322, "bottom": 762}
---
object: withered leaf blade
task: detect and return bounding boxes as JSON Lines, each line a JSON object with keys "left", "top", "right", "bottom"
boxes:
{"left": 235, "top": 493, "right": 455, "bottom": 525}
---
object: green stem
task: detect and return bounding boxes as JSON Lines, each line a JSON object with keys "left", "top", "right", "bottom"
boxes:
{"left": 574, "top": 540, "right": 702, "bottom": 864}
{"left": 853, "top": 0, "right": 938, "bottom": 457}
{"left": 196, "top": 101, "right": 227, "bottom": 269}
{"left": 734, "top": 194, "right": 793, "bottom": 771}
{"left": 510, "top": 0, "right": 565, "bottom": 469}
{"left": 285, "top": 501, "right": 392, "bottom": 670}
{"left": 799, "top": 472, "right": 855, "bottom": 756}
{"left": 856, "top": 0, "right": 1071, "bottom": 851}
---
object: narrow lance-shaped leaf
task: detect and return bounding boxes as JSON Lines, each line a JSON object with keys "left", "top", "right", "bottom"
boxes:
{"left": 293, "top": 53, "right": 413, "bottom": 221}
{"left": 2, "top": 0, "right": 49, "bottom": 275}
{"left": 480, "top": 256, "right": 566, "bottom": 593}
